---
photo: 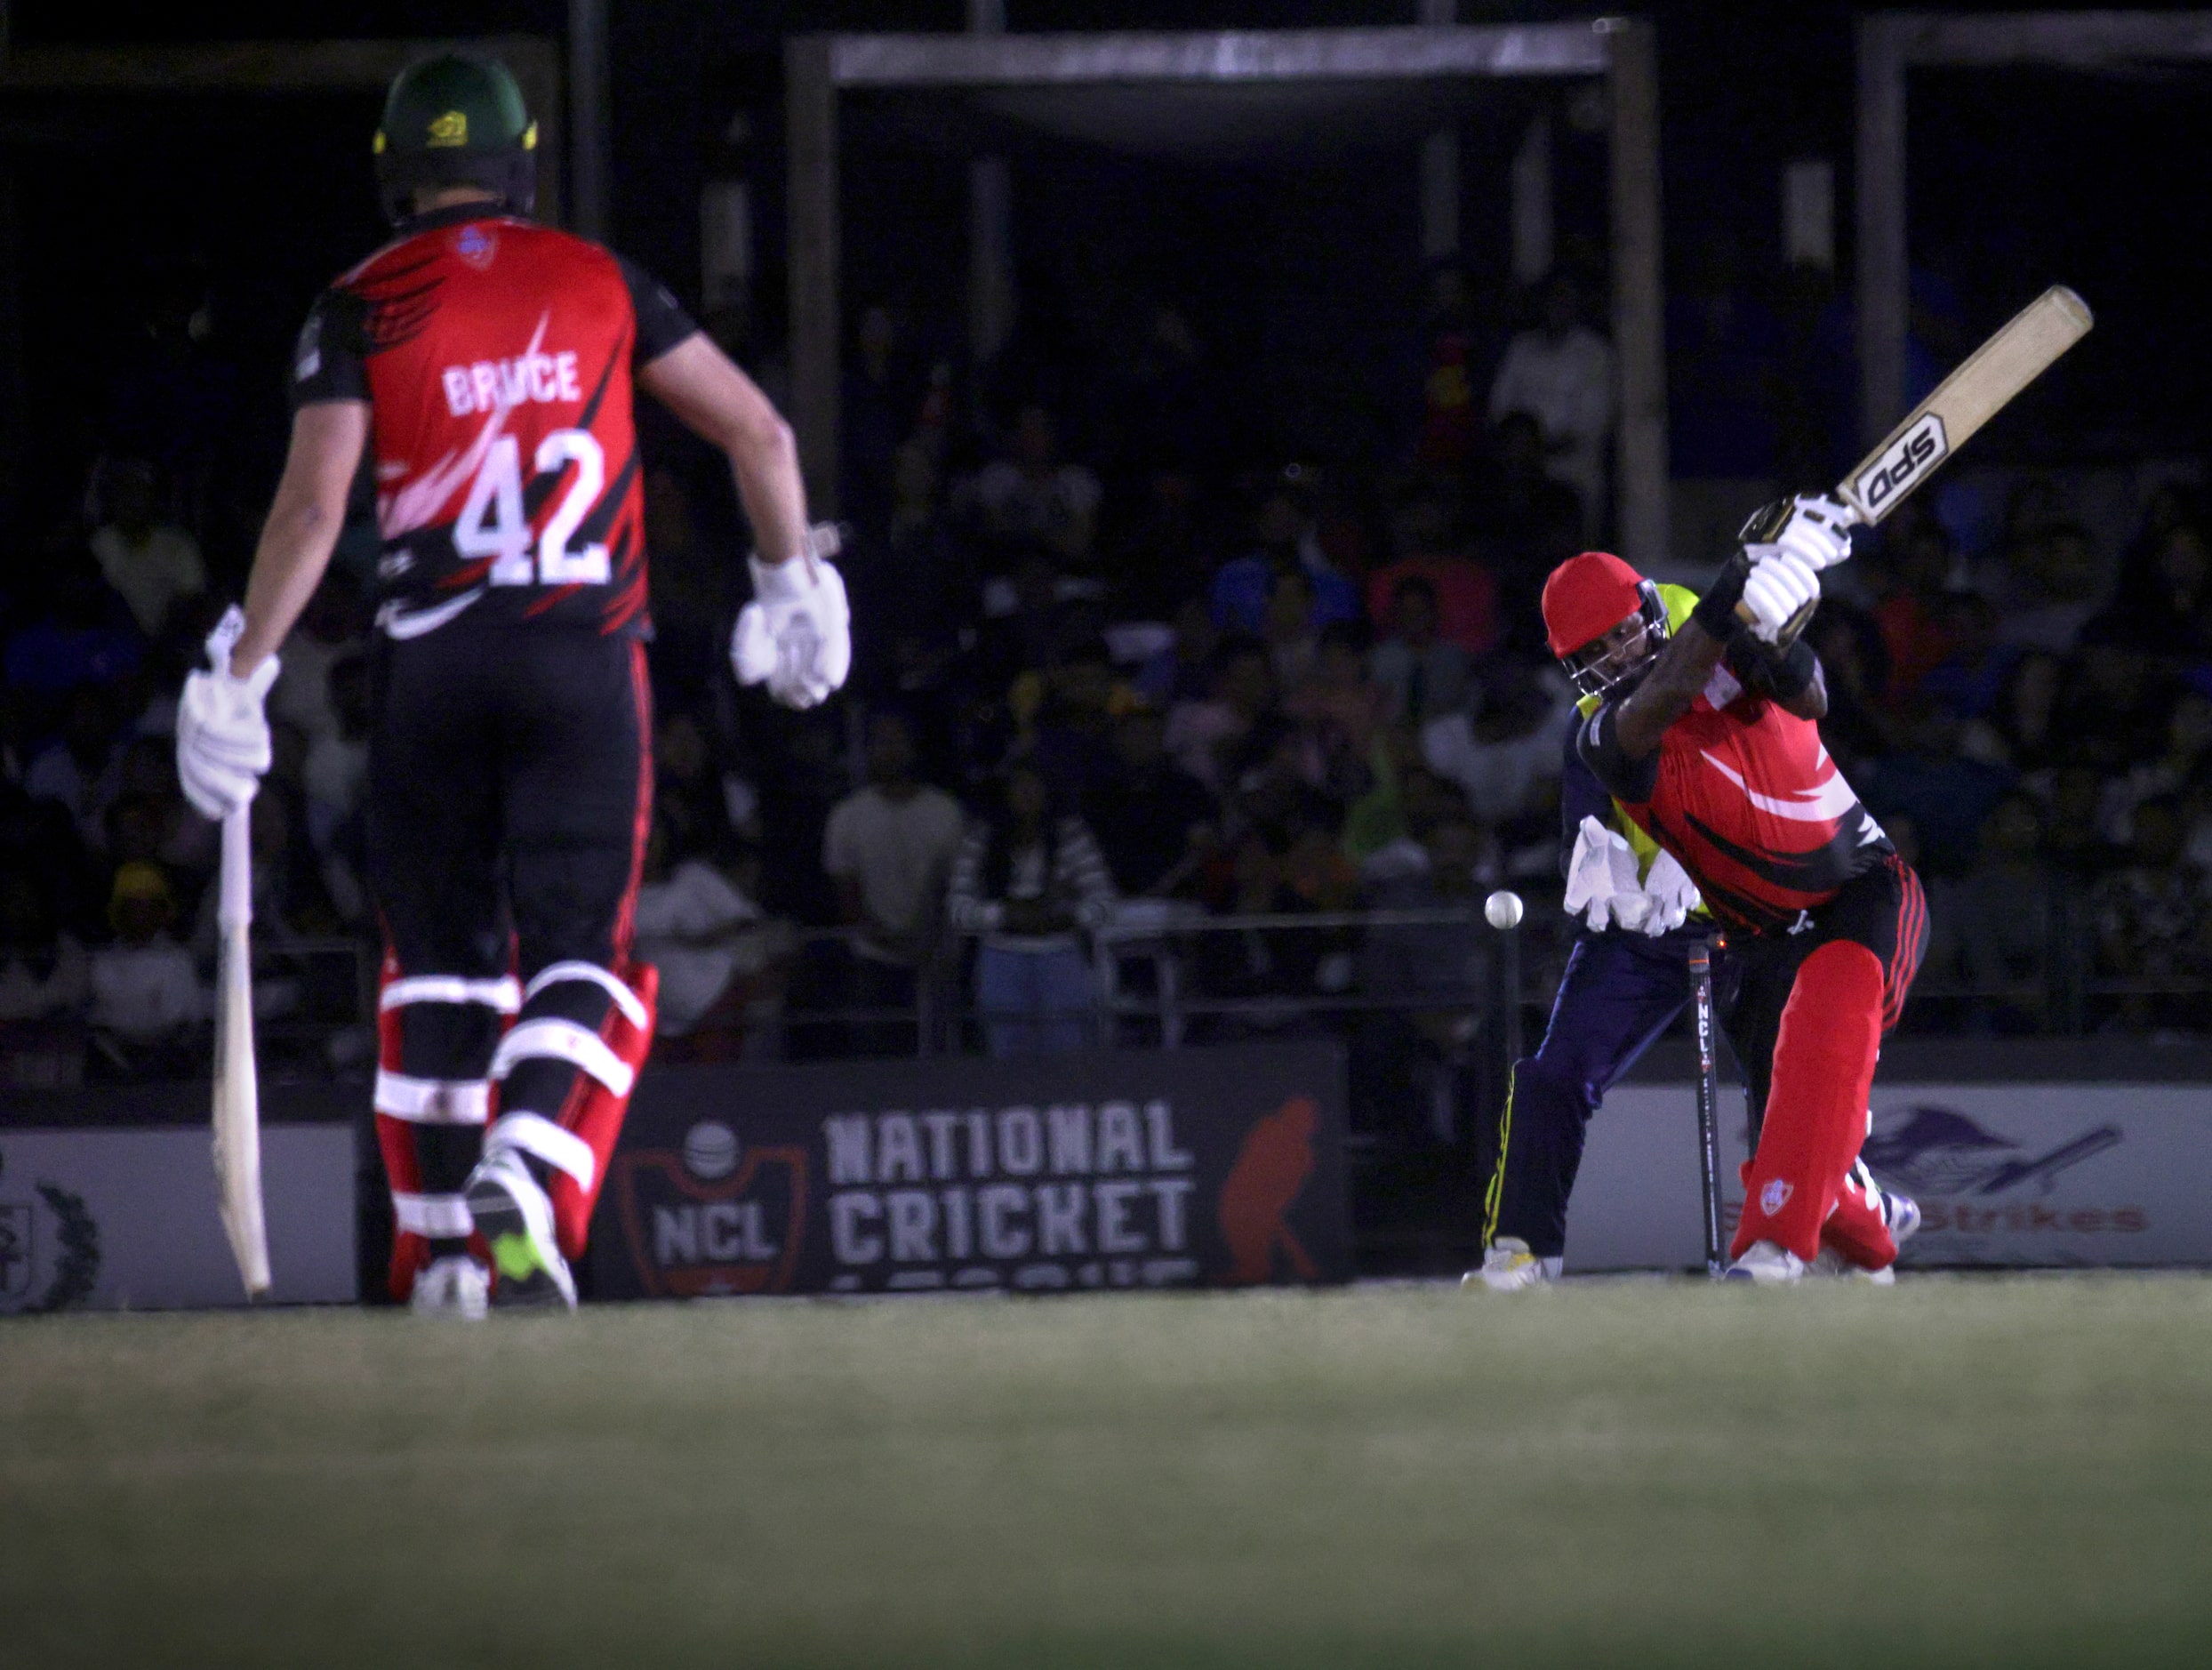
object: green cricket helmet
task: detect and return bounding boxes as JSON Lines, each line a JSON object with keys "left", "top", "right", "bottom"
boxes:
{"left": 373, "top": 52, "right": 537, "bottom": 227}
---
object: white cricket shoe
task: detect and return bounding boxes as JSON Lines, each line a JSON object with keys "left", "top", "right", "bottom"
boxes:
{"left": 1462, "top": 1238, "right": 1563, "bottom": 1293}
{"left": 466, "top": 1150, "right": 578, "bottom": 1311}
{"left": 1723, "top": 1240, "right": 1807, "bottom": 1284}
{"left": 410, "top": 1255, "right": 490, "bottom": 1321}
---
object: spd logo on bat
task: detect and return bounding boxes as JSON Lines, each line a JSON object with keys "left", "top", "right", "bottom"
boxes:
{"left": 1853, "top": 413, "right": 1948, "bottom": 514}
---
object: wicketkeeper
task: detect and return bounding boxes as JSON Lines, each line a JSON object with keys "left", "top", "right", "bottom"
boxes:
{"left": 174, "top": 54, "right": 849, "bottom": 1315}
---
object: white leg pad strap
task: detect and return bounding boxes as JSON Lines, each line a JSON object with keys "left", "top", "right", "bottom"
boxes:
{"left": 490, "top": 1018, "right": 635, "bottom": 1096}
{"left": 382, "top": 975, "right": 523, "bottom": 1014}
{"left": 375, "top": 1072, "right": 492, "bottom": 1125}
{"left": 524, "top": 961, "right": 649, "bottom": 1030}
{"left": 392, "top": 1191, "right": 475, "bottom": 1237}
{"left": 485, "top": 1112, "right": 597, "bottom": 1191}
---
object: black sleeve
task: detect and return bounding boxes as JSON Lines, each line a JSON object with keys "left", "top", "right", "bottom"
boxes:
{"left": 290, "top": 288, "right": 371, "bottom": 408}
{"left": 1575, "top": 700, "right": 1661, "bottom": 807}
{"left": 1557, "top": 726, "right": 1615, "bottom": 880}
{"left": 1725, "top": 630, "right": 1819, "bottom": 703}
{"left": 619, "top": 254, "right": 701, "bottom": 367}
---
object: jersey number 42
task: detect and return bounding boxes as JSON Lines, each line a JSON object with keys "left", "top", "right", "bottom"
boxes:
{"left": 455, "top": 429, "right": 610, "bottom": 586}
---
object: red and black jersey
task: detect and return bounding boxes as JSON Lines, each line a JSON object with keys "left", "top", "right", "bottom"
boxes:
{"left": 292, "top": 205, "right": 698, "bottom": 640}
{"left": 1579, "top": 659, "right": 1893, "bottom": 935}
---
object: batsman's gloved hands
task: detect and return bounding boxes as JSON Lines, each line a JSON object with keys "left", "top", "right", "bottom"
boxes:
{"left": 1743, "top": 493, "right": 1855, "bottom": 571}
{"left": 1564, "top": 815, "right": 1646, "bottom": 934}
{"left": 1637, "top": 848, "right": 1702, "bottom": 937}
{"left": 731, "top": 524, "right": 851, "bottom": 710}
{"left": 177, "top": 605, "right": 280, "bottom": 822}
{"left": 1739, "top": 550, "right": 1821, "bottom": 646}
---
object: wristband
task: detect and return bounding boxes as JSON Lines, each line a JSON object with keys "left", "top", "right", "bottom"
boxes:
{"left": 1690, "top": 550, "right": 1752, "bottom": 638}
{"left": 1759, "top": 636, "right": 1818, "bottom": 701}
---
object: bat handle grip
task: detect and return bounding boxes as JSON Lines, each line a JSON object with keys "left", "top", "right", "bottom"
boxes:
{"left": 219, "top": 806, "right": 253, "bottom": 931}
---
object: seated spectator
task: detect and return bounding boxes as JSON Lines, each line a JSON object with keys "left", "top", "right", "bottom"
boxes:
{"left": 1197, "top": 796, "right": 1360, "bottom": 1032}
{"left": 1487, "top": 270, "right": 1614, "bottom": 538}
{"left": 2052, "top": 622, "right": 2175, "bottom": 774}
{"left": 90, "top": 457, "right": 205, "bottom": 639}
{"left": 89, "top": 863, "right": 205, "bottom": 1054}
{"left": 1952, "top": 791, "right": 2062, "bottom": 1034}
{"left": 1363, "top": 817, "right": 1493, "bottom": 994}
{"left": 2091, "top": 794, "right": 2211, "bottom": 1034}
{"left": 1871, "top": 516, "right": 1967, "bottom": 709}
{"left": 2098, "top": 689, "right": 2212, "bottom": 847}
{"left": 25, "top": 686, "right": 122, "bottom": 847}
{"left": 1959, "top": 649, "right": 2064, "bottom": 777}
{"left": 947, "top": 764, "right": 1116, "bottom": 1056}
{"left": 1801, "top": 603, "right": 1896, "bottom": 775}
{"left": 631, "top": 816, "right": 784, "bottom": 1062}
{"left": 1285, "top": 619, "right": 1385, "bottom": 805}
{"left": 302, "top": 653, "right": 370, "bottom": 855}
{"left": 1165, "top": 634, "right": 1284, "bottom": 795}
{"left": 1466, "top": 412, "right": 1583, "bottom": 633}
{"left": 1992, "top": 520, "right": 2104, "bottom": 654}
{"left": 3, "top": 554, "right": 142, "bottom": 707}
{"left": 1084, "top": 705, "right": 1219, "bottom": 900}
{"left": 655, "top": 710, "right": 740, "bottom": 866}
{"left": 1262, "top": 569, "right": 1323, "bottom": 691}
{"left": 966, "top": 403, "right": 1101, "bottom": 566}
{"left": 1208, "top": 473, "right": 1360, "bottom": 636}
{"left": 2043, "top": 763, "right": 2124, "bottom": 880}
{"left": 0, "top": 871, "right": 91, "bottom": 1027}
{"left": 1861, "top": 706, "right": 2015, "bottom": 880}
{"left": 269, "top": 568, "right": 366, "bottom": 749}
{"left": 823, "top": 711, "right": 967, "bottom": 1052}
{"left": 1134, "top": 595, "right": 1221, "bottom": 710}
{"left": 1366, "top": 496, "right": 1500, "bottom": 660}
{"left": 1369, "top": 574, "right": 1472, "bottom": 727}
{"left": 1420, "top": 659, "right": 1574, "bottom": 852}
{"left": 1918, "top": 592, "right": 2019, "bottom": 722}
{"left": 1024, "top": 637, "right": 1126, "bottom": 807}
{"left": 2095, "top": 519, "right": 2211, "bottom": 665}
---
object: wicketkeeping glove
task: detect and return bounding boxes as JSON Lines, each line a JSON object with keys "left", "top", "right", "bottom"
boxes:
{"left": 731, "top": 525, "right": 852, "bottom": 710}
{"left": 1637, "top": 848, "right": 1702, "bottom": 937}
{"left": 1563, "top": 815, "right": 1646, "bottom": 934}
{"left": 176, "top": 606, "right": 280, "bottom": 822}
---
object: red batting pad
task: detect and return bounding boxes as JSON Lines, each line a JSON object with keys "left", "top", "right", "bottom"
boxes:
{"left": 1733, "top": 940, "right": 1885, "bottom": 1263}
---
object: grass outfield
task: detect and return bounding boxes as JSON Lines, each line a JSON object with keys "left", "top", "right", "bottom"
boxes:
{"left": 6, "top": 1280, "right": 2212, "bottom": 1667}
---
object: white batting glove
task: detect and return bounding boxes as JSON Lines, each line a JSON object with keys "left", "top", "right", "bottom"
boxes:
{"left": 731, "top": 526, "right": 851, "bottom": 710}
{"left": 1637, "top": 848, "right": 1702, "bottom": 937}
{"left": 1739, "top": 550, "right": 1820, "bottom": 645}
{"left": 1751, "top": 494, "right": 1855, "bottom": 572}
{"left": 176, "top": 606, "right": 280, "bottom": 822}
{"left": 1563, "top": 815, "right": 1645, "bottom": 934}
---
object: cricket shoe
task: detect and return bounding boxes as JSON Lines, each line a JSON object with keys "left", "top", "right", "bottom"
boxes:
{"left": 1462, "top": 1238, "right": 1563, "bottom": 1292}
{"left": 466, "top": 1151, "right": 577, "bottom": 1311}
{"left": 1723, "top": 1240, "right": 1807, "bottom": 1284}
{"left": 410, "top": 1255, "right": 490, "bottom": 1321}
{"left": 1812, "top": 1162, "right": 1921, "bottom": 1284}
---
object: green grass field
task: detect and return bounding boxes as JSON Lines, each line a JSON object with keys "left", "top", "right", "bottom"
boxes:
{"left": 7, "top": 1278, "right": 2212, "bottom": 1667}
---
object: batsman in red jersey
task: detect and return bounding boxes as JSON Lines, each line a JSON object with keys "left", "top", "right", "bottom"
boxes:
{"left": 175, "top": 54, "right": 848, "bottom": 1316}
{"left": 1544, "top": 498, "right": 1927, "bottom": 1282}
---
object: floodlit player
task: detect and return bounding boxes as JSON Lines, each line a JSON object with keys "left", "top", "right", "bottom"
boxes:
{"left": 1529, "top": 506, "right": 1927, "bottom": 1283}
{"left": 1468, "top": 577, "right": 1914, "bottom": 1289}
{"left": 174, "top": 54, "right": 849, "bottom": 1315}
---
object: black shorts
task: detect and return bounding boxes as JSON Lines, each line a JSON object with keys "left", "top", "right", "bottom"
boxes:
{"left": 1720, "top": 853, "right": 1928, "bottom": 1135}
{"left": 366, "top": 623, "right": 653, "bottom": 1072}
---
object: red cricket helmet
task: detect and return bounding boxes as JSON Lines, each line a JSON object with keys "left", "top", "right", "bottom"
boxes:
{"left": 1541, "top": 550, "right": 1670, "bottom": 696}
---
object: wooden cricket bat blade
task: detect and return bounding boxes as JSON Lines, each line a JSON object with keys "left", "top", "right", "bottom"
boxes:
{"left": 212, "top": 810, "right": 272, "bottom": 1298}
{"left": 1839, "top": 285, "right": 2093, "bottom": 525}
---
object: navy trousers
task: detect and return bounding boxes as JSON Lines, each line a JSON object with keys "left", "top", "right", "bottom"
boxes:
{"left": 1481, "top": 928, "right": 1741, "bottom": 1258}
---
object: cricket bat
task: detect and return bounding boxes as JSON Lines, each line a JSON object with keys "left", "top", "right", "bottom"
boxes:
{"left": 1741, "top": 285, "right": 2092, "bottom": 635}
{"left": 207, "top": 607, "right": 272, "bottom": 1300}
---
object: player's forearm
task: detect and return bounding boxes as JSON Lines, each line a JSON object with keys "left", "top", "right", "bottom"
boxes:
{"left": 1612, "top": 618, "right": 1727, "bottom": 759}
{"left": 232, "top": 490, "right": 343, "bottom": 675}
{"left": 726, "top": 415, "right": 811, "bottom": 566}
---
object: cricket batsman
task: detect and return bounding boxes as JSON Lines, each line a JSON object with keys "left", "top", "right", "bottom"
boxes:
{"left": 173, "top": 54, "right": 848, "bottom": 1315}
{"left": 1528, "top": 504, "right": 1927, "bottom": 1283}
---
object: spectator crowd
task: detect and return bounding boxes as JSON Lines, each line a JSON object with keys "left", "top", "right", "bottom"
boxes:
{"left": 7, "top": 261, "right": 2212, "bottom": 1112}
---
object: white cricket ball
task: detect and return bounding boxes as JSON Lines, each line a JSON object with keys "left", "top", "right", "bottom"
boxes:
{"left": 1485, "top": 889, "right": 1525, "bottom": 930}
